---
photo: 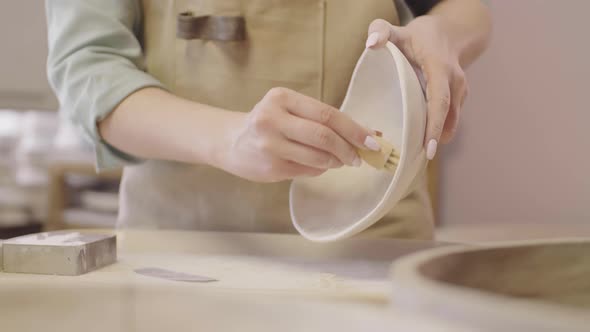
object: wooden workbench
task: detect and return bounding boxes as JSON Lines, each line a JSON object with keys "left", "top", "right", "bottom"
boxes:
{"left": 3, "top": 224, "right": 589, "bottom": 331}
{"left": 0, "top": 230, "right": 462, "bottom": 332}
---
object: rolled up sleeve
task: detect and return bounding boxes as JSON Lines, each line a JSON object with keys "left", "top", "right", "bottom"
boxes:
{"left": 45, "top": 0, "right": 165, "bottom": 170}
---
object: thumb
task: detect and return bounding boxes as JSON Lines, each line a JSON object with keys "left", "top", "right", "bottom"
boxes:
{"left": 366, "top": 19, "right": 409, "bottom": 49}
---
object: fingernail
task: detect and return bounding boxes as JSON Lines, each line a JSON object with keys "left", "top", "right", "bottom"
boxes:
{"left": 352, "top": 156, "right": 362, "bottom": 167}
{"left": 364, "top": 136, "right": 381, "bottom": 151}
{"left": 426, "top": 139, "right": 438, "bottom": 160}
{"left": 365, "top": 32, "right": 379, "bottom": 48}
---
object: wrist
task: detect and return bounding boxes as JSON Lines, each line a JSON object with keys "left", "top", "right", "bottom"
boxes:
{"left": 195, "top": 107, "right": 245, "bottom": 172}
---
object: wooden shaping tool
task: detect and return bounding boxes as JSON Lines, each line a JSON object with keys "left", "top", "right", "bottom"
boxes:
{"left": 357, "top": 135, "right": 400, "bottom": 172}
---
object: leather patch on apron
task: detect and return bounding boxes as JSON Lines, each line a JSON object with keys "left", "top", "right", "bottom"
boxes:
{"left": 177, "top": 12, "right": 246, "bottom": 41}
{"left": 174, "top": 0, "right": 325, "bottom": 111}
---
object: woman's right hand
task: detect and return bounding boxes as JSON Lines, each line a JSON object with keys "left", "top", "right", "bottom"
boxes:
{"left": 222, "top": 87, "right": 381, "bottom": 182}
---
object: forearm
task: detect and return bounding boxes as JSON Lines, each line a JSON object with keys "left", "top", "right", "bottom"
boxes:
{"left": 98, "top": 87, "right": 239, "bottom": 168}
{"left": 425, "top": 0, "right": 492, "bottom": 67}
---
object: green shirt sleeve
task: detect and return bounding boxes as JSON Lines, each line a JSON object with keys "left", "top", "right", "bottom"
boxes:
{"left": 45, "top": 0, "right": 165, "bottom": 171}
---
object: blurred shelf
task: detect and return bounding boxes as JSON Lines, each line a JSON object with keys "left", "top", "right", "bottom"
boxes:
{"left": 49, "top": 163, "right": 122, "bottom": 180}
{"left": 47, "top": 162, "right": 121, "bottom": 231}
{"left": 62, "top": 208, "right": 116, "bottom": 228}
{"left": 0, "top": 222, "right": 42, "bottom": 239}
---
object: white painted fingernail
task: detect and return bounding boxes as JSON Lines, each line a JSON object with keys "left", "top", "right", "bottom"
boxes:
{"left": 365, "top": 32, "right": 379, "bottom": 48}
{"left": 364, "top": 136, "right": 381, "bottom": 151}
{"left": 352, "top": 156, "right": 362, "bottom": 167}
{"left": 426, "top": 139, "right": 438, "bottom": 160}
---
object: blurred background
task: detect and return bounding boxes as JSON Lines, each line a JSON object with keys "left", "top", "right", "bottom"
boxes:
{"left": 0, "top": 1, "right": 587, "bottom": 238}
{"left": 0, "top": 0, "right": 119, "bottom": 236}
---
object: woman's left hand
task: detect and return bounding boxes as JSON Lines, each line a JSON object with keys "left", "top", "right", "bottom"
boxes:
{"left": 366, "top": 16, "right": 468, "bottom": 160}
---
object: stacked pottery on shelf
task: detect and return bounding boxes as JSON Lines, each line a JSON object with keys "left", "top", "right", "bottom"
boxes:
{"left": 0, "top": 110, "right": 119, "bottom": 230}
{"left": 13, "top": 111, "right": 59, "bottom": 224}
{"left": 51, "top": 119, "right": 119, "bottom": 228}
{"left": 62, "top": 183, "right": 119, "bottom": 228}
{"left": 0, "top": 111, "right": 31, "bottom": 228}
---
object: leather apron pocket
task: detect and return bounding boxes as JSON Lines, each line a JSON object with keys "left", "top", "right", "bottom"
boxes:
{"left": 174, "top": 0, "right": 325, "bottom": 112}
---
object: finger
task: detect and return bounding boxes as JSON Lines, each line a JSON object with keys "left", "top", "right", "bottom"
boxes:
{"left": 423, "top": 62, "right": 451, "bottom": 160}
{"left": 439, "top": 84, "right": 463, "bottom": 144}
{"left": 440, "top": 71, "right": 468, "bottom": 144}
{"left": 440, "top": 107, "right": 459, "bottom": 144}
{"left": 366, "top": 19, "right": 410, "bottom": 49}
{"left": 275, "top": 141, "right": 343, "bottom": 170}
{"left": 280, "top": 160, "right": 327, "bottom": 179}
{"left": 272, "top": 88, "right": 378, "bottom": 151}
{"left": 279, "top": 114, "right": 360, "bottom": 167}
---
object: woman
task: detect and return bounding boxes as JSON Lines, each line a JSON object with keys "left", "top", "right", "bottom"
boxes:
{"left": 45, "top": 0, "right": 491, "bottom": 238}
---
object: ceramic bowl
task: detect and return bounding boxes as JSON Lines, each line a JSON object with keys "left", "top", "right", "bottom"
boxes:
{"left": 289, "top": 42, "right": 427, "bottom": 242}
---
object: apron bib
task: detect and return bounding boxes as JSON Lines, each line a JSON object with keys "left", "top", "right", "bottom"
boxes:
{"left": 119, "top": 0, "right": 434, "bottom": 239}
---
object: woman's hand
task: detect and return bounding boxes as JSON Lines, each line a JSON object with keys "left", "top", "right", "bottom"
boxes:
{"left": 222, "top": 87, "right": 381, "bottom": 182}
{"left": 366, "top": 16, "right": 469, "bottom": 160}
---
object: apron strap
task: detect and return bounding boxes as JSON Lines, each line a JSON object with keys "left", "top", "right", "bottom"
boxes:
{"left": 177, "top": 12, "right": 246, "bottom": 41}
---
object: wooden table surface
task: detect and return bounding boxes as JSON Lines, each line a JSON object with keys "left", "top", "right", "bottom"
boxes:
{"left": 0, "top": 230, "right": 466, "bottom": 332}
{"left": 3, "top": 224, "right": 587, "bottom": 331}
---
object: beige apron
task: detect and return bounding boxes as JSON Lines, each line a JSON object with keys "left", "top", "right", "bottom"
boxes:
{"left": 120, "top": 0, "right": 434, "bottom": 239}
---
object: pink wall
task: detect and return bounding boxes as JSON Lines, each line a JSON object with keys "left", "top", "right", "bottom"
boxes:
{"left": 440, "top": 1, "right": 590, "bottom": 225}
